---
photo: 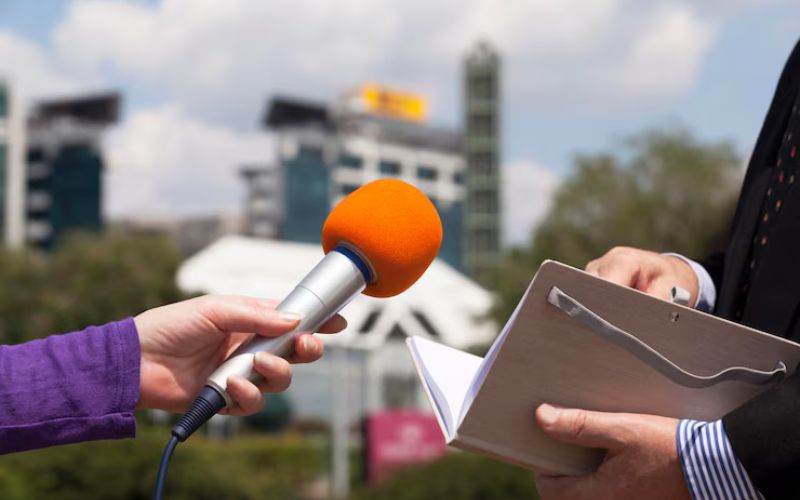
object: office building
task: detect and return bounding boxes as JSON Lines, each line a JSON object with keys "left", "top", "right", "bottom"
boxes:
{"left": 0, "top": 83, "right": 8, "bottom": 242}
{"left": 252, "top": 85, "right": 466, "bottom": 270}
{"left": 0, "top": 80, "right": 26, "bottom": 248}
{"left": 240, "top": 163, "right": 280, "bottom": 239}
{"left": 463, "top": 41, "right": 502, "bottom": 287}
{"left": 25, "top": 93, "right": 120, "bottom": 249}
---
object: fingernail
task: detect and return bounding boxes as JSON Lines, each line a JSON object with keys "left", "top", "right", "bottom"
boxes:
{"left": 303, "top": 336, "right": 315, "bottom": 354}
{"left": 255, "top": 351, "right": 272, "bottom": 369}
{"left": 278, "top": 311, "right": 301, "bottom": 322}
{"left": 538, "top": 404, "right": 559, "bottom": 426}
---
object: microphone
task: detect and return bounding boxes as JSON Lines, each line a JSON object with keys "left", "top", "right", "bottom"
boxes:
{"left": 171, "top": 178, "right": 443, "bottom": 441}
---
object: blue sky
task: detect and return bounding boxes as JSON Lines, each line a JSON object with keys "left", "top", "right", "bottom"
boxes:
{"left": 1, "top": 0, "right": 799, "bottom": 245}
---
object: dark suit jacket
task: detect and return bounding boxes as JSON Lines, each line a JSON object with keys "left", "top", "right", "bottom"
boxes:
{"left": 701, "top": 38, "right": 800, "bottom": 499}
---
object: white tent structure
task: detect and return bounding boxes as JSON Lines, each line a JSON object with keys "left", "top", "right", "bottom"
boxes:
{"left": 177, "top": 236, "right": 496, "bottom": 423}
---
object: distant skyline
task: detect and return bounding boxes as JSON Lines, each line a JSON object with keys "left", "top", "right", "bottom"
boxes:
{"left": 1, "top": 0, "right": 799, "bottom": 246}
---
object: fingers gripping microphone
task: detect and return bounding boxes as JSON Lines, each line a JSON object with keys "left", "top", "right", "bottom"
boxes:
{"left": 155, "top": 179, "right": 443, "bottom": 499}
{"left": 205, "top": 178, "right": 443, "bottom": 404}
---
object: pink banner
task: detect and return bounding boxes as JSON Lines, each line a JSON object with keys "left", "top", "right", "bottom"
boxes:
{"left": 365, "top": 409, "right": 447, "bottom": 484}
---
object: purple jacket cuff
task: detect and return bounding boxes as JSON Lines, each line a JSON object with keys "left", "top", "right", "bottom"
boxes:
{"left": 0, "top": 318, "right": 141, "bottom": 453}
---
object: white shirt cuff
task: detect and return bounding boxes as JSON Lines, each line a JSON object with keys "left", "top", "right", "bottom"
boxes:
{"left": 663, "top": 253, "right": 717, "bottom": 313}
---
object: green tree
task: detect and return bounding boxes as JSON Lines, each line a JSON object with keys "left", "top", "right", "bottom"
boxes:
{"left": 0, "top": 232, "right": 185, "bottom": 344}
{"left": 353, "top": 453, "right": 539, "bottom": 500}
{"left": 493, "top": 127, "right": 740, "bottom": 324}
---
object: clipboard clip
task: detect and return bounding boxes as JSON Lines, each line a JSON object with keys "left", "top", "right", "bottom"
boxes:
{"left": 547, "top": 286, "right": 787, "bottom": 389}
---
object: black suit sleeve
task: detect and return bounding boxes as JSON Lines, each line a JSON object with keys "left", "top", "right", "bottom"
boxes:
{"left": 719, "top": 39, "right": 800, "bottom": 499}
{"left": 696, "top": 251, "right": 725, "bottom": 293}
{"left": 723, "top": 372, "right": 800, "bottom": 499}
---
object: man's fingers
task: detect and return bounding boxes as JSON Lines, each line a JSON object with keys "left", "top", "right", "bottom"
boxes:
{"left": 535, "top": 472, "right": 596, "bottom": 500}
{"left": 646, "top": 277, "right": 677, "bottom": 301}
{"left": 225, "top": 375, "right": 266, "bottom": 416}
{"left": 584, "top": 258, "right": 640, "bottom": 288}
{"left": 585, "top": 247, "right": 648, "bottom": 290}
{"left": 288, "top": 334, "right": 325, "bottom": 364}
{"left": 535, "top": 404, "right": 627, "bottom": 450}
{"left": 201, "top": 295, "right": 300, "bottom": 337}
{"left": 597, "top": 261, "right": 640, "bottom": 288}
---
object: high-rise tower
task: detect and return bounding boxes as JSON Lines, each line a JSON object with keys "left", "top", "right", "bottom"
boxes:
{"left": 463, "top": 41, "right": 501, "bottom": 287}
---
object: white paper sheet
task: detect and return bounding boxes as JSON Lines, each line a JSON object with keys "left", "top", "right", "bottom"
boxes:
{"left": 407, "top": 336, "right": 484, "bottom": 440}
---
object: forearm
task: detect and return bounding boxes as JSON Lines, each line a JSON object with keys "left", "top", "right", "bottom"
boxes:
{"left": 0, "top": 318, "right": 140, "bottom": 454}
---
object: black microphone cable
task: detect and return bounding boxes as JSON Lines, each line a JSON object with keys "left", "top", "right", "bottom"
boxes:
{"left": 152, "top": 386, "right": 227, "bottom": 500}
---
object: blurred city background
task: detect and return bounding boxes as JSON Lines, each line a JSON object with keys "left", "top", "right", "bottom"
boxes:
{"left": 0, "top": 1, "right": 799, "bottom": 498}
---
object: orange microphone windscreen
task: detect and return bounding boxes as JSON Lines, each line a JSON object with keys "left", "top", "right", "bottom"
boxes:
{"left": 321, "top": 179, "right": 443, "bottom": 298}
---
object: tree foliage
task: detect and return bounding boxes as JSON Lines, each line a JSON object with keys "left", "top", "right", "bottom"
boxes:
{"left": 0, "top": 427, "right": 321, "bottom": 499}
{"left": 492, "top": 127, "right": 741, "bottom": 324}
{"left": 353, "top": 452, "right": 539, "bottom": 500}
{"left": 0, "top": 232, "right": 185, "bottom": 345}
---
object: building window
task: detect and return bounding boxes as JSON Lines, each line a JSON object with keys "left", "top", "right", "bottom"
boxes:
{"left": 359, "top": 309, "right": 382, "bottom": 334}
{"left": 469, "top": 115, "right": 493, "bottom": 135}
{"left": 469, "top": 76, "right": 494, "bottom": 100}
{"left": 338, "top": 153, "right": 363, "bottom": 169}
{"left": 474, "top": 228, "right": 497, "bottom": 252}
{"left": 0, "top": 85, "right": 7, "bottom": 119}
{"left": 383, "top": 374, "right": 417, "bottom": 408}
{"left": 27, "top": 147, "right": 46, "bottom": 163}
{"left": 340, "top": 184, "right": 360, "bottom": 195}
{"left": 469, "top": 152, "right": 494, "bottom": 176}
{"left": 473, "top": 190, "right": 497, "bottom": 213}
{"left": 411, "top": 310, "right": 441, "bottom": 338}
{"left": 417, "top": 166, "right": 438, "bottom": 181}
{"left": 379, "top": 160, "right": 401, "bottom": 176}
{"left": 298, "top": 145, "right": 323, "bottom": 161}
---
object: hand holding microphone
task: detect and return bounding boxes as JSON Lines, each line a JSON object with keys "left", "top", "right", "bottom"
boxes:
{"left": 193, "top": 178, "right": 442, "bottom": 416}
{"left": 154, "top": 179, "right": 443, "bottom": 499}
{"left": 135, "top": 296, "right": 346, "bottom": 416}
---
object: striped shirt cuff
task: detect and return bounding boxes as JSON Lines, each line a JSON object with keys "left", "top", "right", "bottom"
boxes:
{"left": 677, "top": 419, "right": 763, "bottom": 500}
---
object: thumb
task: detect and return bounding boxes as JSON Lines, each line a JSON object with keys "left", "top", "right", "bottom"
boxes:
{"left": 199, "top": 295, "right": 300, "bottom": 336}
{"left": 535, "top": 404, "right": 626, "bottom": 450}
{"left": 646, "top": 276, "right": 679, "bottom": 302}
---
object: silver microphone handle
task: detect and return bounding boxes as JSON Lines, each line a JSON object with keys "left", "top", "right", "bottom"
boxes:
{"left": 206, "top": 250, "right": 367, "bottom": 406}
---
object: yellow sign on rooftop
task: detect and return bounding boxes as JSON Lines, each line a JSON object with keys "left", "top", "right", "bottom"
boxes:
{"left": 359, "top": 84, "right": 427, "bottom": 123}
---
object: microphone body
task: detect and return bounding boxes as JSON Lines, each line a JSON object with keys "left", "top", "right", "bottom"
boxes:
{"left": 206, "top": 247, "right": 369, "bottom": 406}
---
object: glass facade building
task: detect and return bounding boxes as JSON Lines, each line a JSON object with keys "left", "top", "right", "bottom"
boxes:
{"left": 27, "top": 144, "right": 103, "bottom": 249}
{"left": 463, "top": 41, "right": 502, "bottom": 287}
{"left": 0, "top": 83, "right": 8, "bottom": 240}
{"left": 25, "top": 93, "right": 119, "bottom": 249}
{"left": 283, "top": 144, "right": 331, "bottom": 243}
{"left": 259, "top": 96, "right": 467, "bottom": 271}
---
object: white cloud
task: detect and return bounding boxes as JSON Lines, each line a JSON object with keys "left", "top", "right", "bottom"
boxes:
{"left": 51, "top": 0, "right": 754, "bottom": 125}
{"left": 502, "top": 160, "right": 559, "bottom": 247}
{"left": 0, "top": 31, "right": 90, "bottom": 102}
{"left": 0, "top": 0, "right": 770, "bottom": 221}
{"left": 104, "top": 105, "right": 273, "bottom": 218}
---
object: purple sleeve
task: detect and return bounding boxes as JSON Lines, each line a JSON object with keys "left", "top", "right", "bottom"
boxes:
{"left": 0, "top": 318, "right": 141, "bottom": 454}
